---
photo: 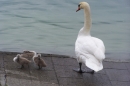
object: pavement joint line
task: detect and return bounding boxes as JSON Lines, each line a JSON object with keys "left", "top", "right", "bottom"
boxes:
{"left": 51, "top": 57, "right": 60, "bottom": 86}
{"left": 104, "top": 68, "right": 128, "bottom": 70}
{"left": 28, "top": 64, "right": 33, "bottom": 86}
{"left": 1, "top": 53, "right": 7, "bottom": 86}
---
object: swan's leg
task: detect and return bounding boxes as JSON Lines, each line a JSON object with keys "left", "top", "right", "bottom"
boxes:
{"left": 73, "top": 63, "right": 83, "bottom": 73}
{"left": 79, "top": 63, "right": 83, "bottom": 73}
{"left": 73, "top": 63, "right": 95, "bottom": 74}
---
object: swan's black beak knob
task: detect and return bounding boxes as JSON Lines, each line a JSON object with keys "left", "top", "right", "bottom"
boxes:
{"left": 76, "top": 4, "right": 80, "bottom": 12}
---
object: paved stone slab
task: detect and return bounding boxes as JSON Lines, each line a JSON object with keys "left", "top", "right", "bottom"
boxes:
{"left": 58, "top": 78, "right": 85, "bottom": 86}
{"left": 83, "top": 73, "right": 111, "bottom": 86}
{"left": 0, "top": 52, "right": 130, "bottom": 86}
{"left": 3, "top": 53, "right": 16, "bottom": 62}
{"left": 0, "top": 74, "right": 6, "bottom": 86}
{"left": 40, "top": 81, "right": 59, "bottom": 86}
{"left": 52, "top": 57, "right": 78, "bottom": 66}
{"left": 125, "top": 63, "right": 130, "bottom": 72}
{"left": 0, "top": 53, "right": 6, "bottom": 86}
{"left": 30, "top": 70, "right": 58, "bottom": 84}
{"left": 0, "top": 54, "right": 3, "bottom": 69}
{"left": 5, "top": 61, "right": 24, "bottom": 70}
{"left": 42, "top": 57, "right": 54, "bottom": 71}
{"left": 111, "top": 81, "right": 130, "bottom": 86}
{"left": 30, "top": 80, "right": 41, "bottom": 86}
{"left": 6, "top": 75, "right": 20, "bottom": 86}
{"left": 6, "top": 67, "right": 33, "bottom": 86}
{"left": 105, "top": 69, "right": 130, "bottom": 81}
{"left": 54, "top": 65, "right": 83, "bottom": 78}
{"left": 103, "top": 61, "right": 127, "bottom": 69}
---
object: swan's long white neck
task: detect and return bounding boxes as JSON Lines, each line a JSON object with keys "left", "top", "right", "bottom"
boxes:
{"left": 80, "top": 5, "right": 91, "bottom": 36}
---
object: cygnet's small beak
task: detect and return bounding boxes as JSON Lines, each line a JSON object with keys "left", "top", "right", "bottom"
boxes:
{"left": 76, "top": 7, "right": 80, "bottom": 12}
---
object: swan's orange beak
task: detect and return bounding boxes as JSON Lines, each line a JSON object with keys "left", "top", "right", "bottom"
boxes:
{"left": 76, "top": 7, "right": 80, "bottom": 12}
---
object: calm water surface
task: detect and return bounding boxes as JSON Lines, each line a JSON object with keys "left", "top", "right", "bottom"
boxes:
{"left": 0, "top": 0, "right": 130, "bottom": 61}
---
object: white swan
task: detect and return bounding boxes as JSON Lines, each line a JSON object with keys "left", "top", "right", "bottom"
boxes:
{"left": 74, "top": 2, "right": 105, "bottom": 74}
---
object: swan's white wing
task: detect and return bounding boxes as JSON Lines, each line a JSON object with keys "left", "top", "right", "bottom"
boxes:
{"left": 75, "top": 36, "right": 105, "bottom": 72}
{"left": 92, "top": 37, "right": 105, "bottom": 60}
{"left": 92, "top": 37, "right": 105, "bottom": 53}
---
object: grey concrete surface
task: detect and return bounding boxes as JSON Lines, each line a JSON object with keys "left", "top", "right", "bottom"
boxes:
{"left": 0, "top": 52, "right": 130, "bottom": 86}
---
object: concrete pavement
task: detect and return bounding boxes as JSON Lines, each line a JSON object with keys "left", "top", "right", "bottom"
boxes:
{"left": 0, "top": 51, "right": 130, "bottom": 86}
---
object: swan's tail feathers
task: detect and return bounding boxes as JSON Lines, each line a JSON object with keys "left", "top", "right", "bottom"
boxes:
{"left": 94, "top": 48, "right": 105, "bottom": 60}
{"left": 85, "top": 61, "right": 103, "bottom": 72}
{"left": 84, "top": 54, "right": 103, "bottom": 72}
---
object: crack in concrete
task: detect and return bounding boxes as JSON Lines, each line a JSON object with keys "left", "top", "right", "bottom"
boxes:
{"left": 1, "top": 53, "right": 7, "bottom": 86}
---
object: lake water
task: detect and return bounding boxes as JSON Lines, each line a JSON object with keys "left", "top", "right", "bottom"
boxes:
{"left": 0, "top": 0, "right": 130, "bottom": 61}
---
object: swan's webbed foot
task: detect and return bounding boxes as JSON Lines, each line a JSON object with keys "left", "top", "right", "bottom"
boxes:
{"left": 73, "top": 68, "right": 84, "bottom": 73}
{"left": 73, "top": 63, "right": 85, "bottom": 73}
{"left": 87, "top": 70, "right": 95, "bottom": 74}
{"left": 73, "top": 63, "right": 94, "bottom": 74}
{"left": 73, "top": 68, "right": 94, "bottom": 74}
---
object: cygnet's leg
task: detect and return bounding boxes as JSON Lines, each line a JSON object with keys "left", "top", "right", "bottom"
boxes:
{"left": 40, "top": 66, "right": 42, "bottom": 70}
{"left": 18, "top": 65, "right": 24, "bottom": 69}
{"left": 20, "top": 65, "right": 24, "bottom": 69}
{"left": 27, "top": 64, "right": 30, "bottom": 69}
{"left": 37, "top": 64, "right": 41, "bottom": 70}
